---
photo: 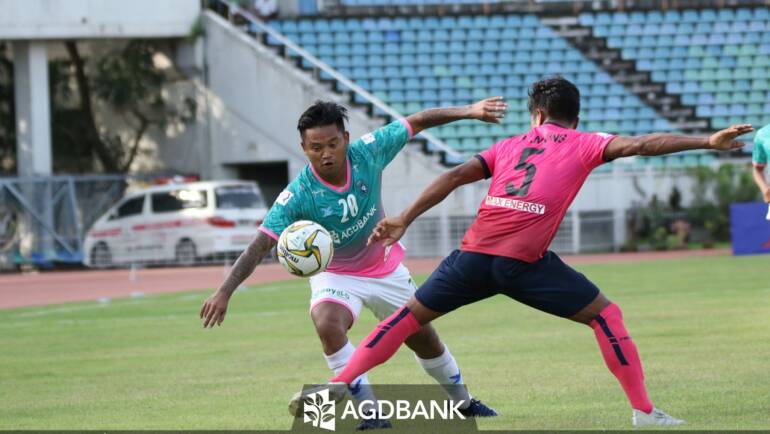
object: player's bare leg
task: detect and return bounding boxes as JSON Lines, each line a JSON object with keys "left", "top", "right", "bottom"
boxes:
{"left": 405, "top": 296, "right": 445, "bottom": 325}
{"left": 311, "top": 301, "right": 354, "bottom": 355}
{"left": 403, "top": 323, "right": 443, "bottom": 358}
{"left": 572, "top": 292, "right": 684, "bottom": 426}
{"left": 568, "top": 292, "right": 611, "bottom": 325}
{"left": 288, "top": 302, "right": 378, "bottom": 419}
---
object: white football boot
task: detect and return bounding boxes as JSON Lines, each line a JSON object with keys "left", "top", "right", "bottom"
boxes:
{"left": 288, "top": 382, "right": 348, "bottom": 417}
{"left": 632, "top": 407, "right": 685, "bottom": 427}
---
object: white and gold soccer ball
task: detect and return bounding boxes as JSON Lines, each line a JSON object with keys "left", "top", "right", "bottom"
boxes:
{"left": 277, "top": 220, "right": 334, "bottom": 277}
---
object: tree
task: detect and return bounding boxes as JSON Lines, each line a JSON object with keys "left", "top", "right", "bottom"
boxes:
{"left": 1, "top": 40, "right": 197, "bottom": 175}
{"left": 52, "top": 40, "right": 197, "bottom": 173}
{"left": 0, "top": 43, "right": 15, "bottom": 175}
{"left": 688, "top": 164, "right": 761, "bottom": 242}
{"left": 668, "top": 186, "right": 682, "bottom": 211}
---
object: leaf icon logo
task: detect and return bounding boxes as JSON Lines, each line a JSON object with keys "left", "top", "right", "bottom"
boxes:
{"left": 302, "top": 388, "right": 336, "bottom": 431}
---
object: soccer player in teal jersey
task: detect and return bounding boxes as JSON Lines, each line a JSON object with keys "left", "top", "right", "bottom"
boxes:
{"left": 751, "top": 124, "right": 770, "bottom": 219}
{"left": 200, "top": 98, "right": 507, "bottom": 426}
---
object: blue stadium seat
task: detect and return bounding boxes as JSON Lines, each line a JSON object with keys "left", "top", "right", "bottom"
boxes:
{"left": 521, "top": 15, "right": 538, "bottom": 27}
{"left": 269, "top": 9, "right": 770, "bottom": 156}
{"left": 389, "top": 90, "right": 406, "bottom": 102}
{"left": 403, "top": 77, "right": 420, "bottom": 91}
{"left": 700, "top": 9, "right": 718, "bottom": 22}
{"left": 663, "top": 10, "right": 681, "bottom": 22}
{"left": 488, "top": 15, "right": 506, "bottom": 28}
{"left": 504, "top": 15, "right": 522, "bottom": 27}
{"left": 297, "top": 20, "right": 315, "bottom": 32}
{"left": 682, "top": 9, "right": 700, "bottom": 22}
{"left": 456, "top": 88, "right": 473, "bottom": 101}
{"left": 579, "top": 13, "right": 594, "bottom": 26}
{"left": 279, "top": 21, "right": 297, "bottom": 32}
{"left": 419, "top": 89, "right": 438, "bottom": 102}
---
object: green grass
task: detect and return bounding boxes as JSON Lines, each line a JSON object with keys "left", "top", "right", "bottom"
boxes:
{"left": 1, "top": 255, "right": 769, "bottom": 430}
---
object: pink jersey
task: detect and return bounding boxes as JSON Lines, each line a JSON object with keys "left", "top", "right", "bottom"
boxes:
{"left": 461, "top": 123, "right": 616, "bottom": 263}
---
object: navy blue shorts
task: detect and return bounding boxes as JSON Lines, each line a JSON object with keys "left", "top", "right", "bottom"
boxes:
{"left": 414, "top": 250, "right": 600, "bottom": 318}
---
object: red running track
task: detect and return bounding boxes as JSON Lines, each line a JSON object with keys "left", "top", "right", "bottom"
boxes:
{"left": 0, "top": 249, "right": 730, "bottom": 309}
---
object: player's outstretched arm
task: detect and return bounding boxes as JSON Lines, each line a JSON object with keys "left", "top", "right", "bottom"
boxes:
{"left": 603, "top": 124, "right": 754, "bottom": 161}
{"left": 405, "top": 96, "right": 507, "bottom": 136}
{"left": 200, "top": 231, "right": 277, "bottom": 328}
{"left": 752, "top": 165, "right": 770, "bottom": 203}
{"left": 368, "top": 158, "right": 487, "bottom": 246}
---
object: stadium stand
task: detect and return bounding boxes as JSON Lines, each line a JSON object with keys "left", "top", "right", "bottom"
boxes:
{"left": 579, "top": 8, "right": 770, "bottom": 141}
{"left": 265, "top": 11, "right": 748, "bottom": 169}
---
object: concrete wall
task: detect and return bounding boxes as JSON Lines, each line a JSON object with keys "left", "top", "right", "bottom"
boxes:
{"left": 575, "top": 165, "right": 697, "bottom": 211}
{"left": 201, "top": 11, "right": 462, "bottom": 217}
{"left": 0, "top": 0, "right": 200, "bottom": 39}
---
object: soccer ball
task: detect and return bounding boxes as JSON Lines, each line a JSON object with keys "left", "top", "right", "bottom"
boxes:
{"left": 277, "top": 220, "right": 334, "bottom": 277}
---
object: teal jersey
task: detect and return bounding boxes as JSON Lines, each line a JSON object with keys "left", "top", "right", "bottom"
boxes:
{"left": 260, "top": 120, "right": 412, "bottom": 277}
{"left": 753, "top": 124, "right": 770, "bottom": 167}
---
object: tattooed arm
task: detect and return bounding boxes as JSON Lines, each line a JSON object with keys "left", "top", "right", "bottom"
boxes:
{"left": 200, "top": 231, "right": 277, "bottom": 328}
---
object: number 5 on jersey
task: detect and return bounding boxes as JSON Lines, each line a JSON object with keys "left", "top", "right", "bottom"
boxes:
{"left": 339, "top": 194, "right": 359, "bottom": 223}
{"left": 506, "top": 147, "right": 544, "bottom": 197}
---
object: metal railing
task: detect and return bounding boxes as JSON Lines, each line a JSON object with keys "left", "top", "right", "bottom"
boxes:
{"left": 0, "top": 175, "right": 279, "bottom": 270}
{"left": 321, "top": 0, "right": 770, "bottom": 16}
{"left": 399, "top": 210, "right": 616, "bottom": 257}
{"left": 207, "top": 0, "right": 464, "bottom": 164}
{"left": 0, "top": 175, "right": 127, "bottom": 269}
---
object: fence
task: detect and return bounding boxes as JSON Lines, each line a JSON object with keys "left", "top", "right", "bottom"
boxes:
{"left": 401, "top": 210, "right": 616, "bottom": 258}
{"left": 0, "top": 176, "right": 127, "bottom": 269}
{"left": 0, "top": 175, "right": 275, "bottom": 270}
{"left": 0, "top": 174, "right": 618, "bottom": 270}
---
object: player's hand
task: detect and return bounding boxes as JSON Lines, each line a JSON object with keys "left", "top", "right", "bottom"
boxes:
{"left": 469, "top": 96, "right": 507, "bottom": 124}
{"left": 200, "top": 290, "right": 230, "bottom": 328}
{"left": 708, "top": 124, "right": 753, "bottom": 151}
{"left": 367, "top": 217, "right": 407, "bottom": 247}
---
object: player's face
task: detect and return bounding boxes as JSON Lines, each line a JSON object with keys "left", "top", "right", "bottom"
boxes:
{"left": 301, "top": 124, "right": 350, "bottom": 179}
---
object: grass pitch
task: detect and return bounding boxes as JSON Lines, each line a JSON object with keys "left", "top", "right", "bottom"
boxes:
{"left": 1, "top": 254, "right": 769, "bottom": 430}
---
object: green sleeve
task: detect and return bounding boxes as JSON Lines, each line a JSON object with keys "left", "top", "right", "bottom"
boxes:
{"left": 753, "top": 137, "right": 767, "bottom": 167}
{"left": 349, "top": 119, "right": 413, "bottom": 169}
{"left": 260, "top": 186, "right": 302, "bottom": 240}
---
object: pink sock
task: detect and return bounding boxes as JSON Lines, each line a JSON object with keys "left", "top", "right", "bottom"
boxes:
{"left": 590, "top": 303, "right": 654, "bottom": 413}
{"left": 331, "top": 306, "right": 421, "bottom": 385}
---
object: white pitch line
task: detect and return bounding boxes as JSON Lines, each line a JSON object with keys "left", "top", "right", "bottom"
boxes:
{"left": 15, "top": 303, "right": 111, "bottom": 318}
{"left": 176, "top": 284, "right": 299, "bottom": 301}
{"left": 48, "top": 309, "right": 285, "bottom": 325}
{"left": 9, "top": 282, "right": 306, "bottom": 319}
{"left": 2, "top": 308, "right": 289, "bottom": 329}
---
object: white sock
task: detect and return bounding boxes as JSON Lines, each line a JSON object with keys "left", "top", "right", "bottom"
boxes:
{"left": 325, "top": 341, "right": 377, "bottom": 413}
{"left": 415, "top": 345, "right": 472, "bottom": 409}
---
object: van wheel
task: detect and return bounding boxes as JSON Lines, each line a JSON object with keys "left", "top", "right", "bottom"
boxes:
{"left": 175, "top": 239, "right": 197, "bottom": 266}
{"left": 91, "top": 243, "right": 112, "bottom": 269}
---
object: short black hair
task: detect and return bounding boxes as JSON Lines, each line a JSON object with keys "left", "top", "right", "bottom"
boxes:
{"left": 527, "top": 76, "right": 581, "bottom": 123}
{"left": 297, "top": 100, "right": 348, "bottom": 137}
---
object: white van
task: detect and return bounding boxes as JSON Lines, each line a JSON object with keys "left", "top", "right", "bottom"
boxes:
{"left": 83, "top": 180, "right": 268, "bottom": 268}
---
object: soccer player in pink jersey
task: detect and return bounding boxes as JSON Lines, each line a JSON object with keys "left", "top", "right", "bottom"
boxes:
{"left": 298, "top": 77, "right": 754, "bottom": 427}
